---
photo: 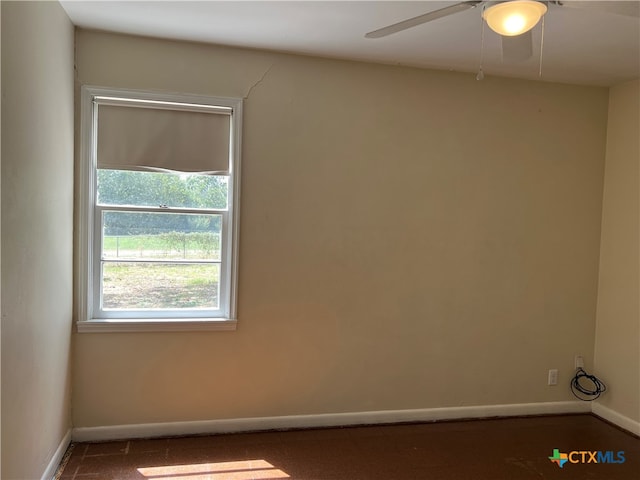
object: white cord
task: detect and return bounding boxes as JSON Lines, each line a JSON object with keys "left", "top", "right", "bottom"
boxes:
{"left": 539, "top": 14, "right": 545, "bottom": 78}
{"left": 477, "top": 5, "right": 486, "bottom": 80}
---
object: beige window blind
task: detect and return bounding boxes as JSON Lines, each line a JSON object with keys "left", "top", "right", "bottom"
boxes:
{"left": 97, "top": 103, "right": 231, "bottom": 174}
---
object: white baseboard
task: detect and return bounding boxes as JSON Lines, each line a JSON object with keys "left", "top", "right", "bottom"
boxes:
{"left": 71, "top": 401, "right": 590, "bottom": 442}
{"left": 592, "top": 402, "right": 640, "bottom": 436}
{"left": 41, "top": 429, "right": 71, "bottom": 480}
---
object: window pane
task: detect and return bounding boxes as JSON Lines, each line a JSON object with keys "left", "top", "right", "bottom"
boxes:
{"left": 103, "top": 211, "right": 221, "bottom": 261}
{"left": 102, "top": 262, "right": 219, "bottom": 310}
{"left": 97, "top": 169, "right": 228, "bottom": 209}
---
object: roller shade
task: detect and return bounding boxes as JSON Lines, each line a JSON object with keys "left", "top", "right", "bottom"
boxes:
{"left": 97, "top": 103, "right": 231, "bottom": 174}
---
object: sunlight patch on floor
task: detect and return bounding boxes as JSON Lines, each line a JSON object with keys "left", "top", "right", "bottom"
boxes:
{"left": 137, "top": 459, "right": 290, "bottom": 480}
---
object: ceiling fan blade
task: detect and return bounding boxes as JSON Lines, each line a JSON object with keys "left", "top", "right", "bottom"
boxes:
{"left": 365, "top": 1, "right": 483, "bottom": 39}
{"left": 555, "top": 1, "right": 640, "bottom": 18}
{"left": 501, "top": 30, "right": 533, "bottom": 62}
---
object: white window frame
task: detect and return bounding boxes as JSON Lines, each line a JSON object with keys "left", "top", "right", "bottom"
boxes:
{"left": 76, "top": 86, "right": 242, "bottom": 333}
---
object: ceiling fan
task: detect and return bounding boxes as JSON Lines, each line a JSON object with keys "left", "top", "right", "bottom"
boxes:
{"left": 365, "top": 1, "right": 639, "bottom": 63}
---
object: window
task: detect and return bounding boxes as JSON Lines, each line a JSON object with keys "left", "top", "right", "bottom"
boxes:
{"left": 77, "top": 87, "right": 242, "bottom": 332}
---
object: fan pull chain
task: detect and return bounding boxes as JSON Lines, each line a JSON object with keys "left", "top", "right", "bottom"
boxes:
{"left": 538, "top": 14, "right": 545, "bottom": 77}
{"left": 477, "top": 5, "right": 486, "bottom": 80}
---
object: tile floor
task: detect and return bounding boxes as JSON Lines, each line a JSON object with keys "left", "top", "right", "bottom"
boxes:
{"left": 58, "top": 414, "right": 639, "bottom": 479}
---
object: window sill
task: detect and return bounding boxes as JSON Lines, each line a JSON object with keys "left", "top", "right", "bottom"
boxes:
{"left": 77, "top": 318, "right": 237, "bottom": 333}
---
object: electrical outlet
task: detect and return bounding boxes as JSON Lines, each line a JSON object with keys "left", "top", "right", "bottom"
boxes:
{"left": 548, "top": 369, "right": 558, "bottom": 386}
{"left": 575, "top": 355, "right": 584, "bottom": 369}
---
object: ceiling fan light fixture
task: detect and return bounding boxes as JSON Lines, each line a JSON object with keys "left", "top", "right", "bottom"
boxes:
{"left": 483, "top": 1, "right": 547, "bottom": 36}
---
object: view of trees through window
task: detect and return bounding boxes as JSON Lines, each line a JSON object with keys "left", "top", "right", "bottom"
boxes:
{"left": 97, "top": 170, "right": 228, "bottom": 311}
{"left": 98, "top": 169, "right": 228, "bottom": 210}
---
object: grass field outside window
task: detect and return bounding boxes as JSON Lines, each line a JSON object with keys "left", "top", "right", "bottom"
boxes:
{"left": 102, "top": 233, "right": 220, "bottom": 310}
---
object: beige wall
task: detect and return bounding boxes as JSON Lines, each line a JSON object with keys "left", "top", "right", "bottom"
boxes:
{"left": 594, "top": 79, "right": 640, "bottom": 423}
{"left": 1, "top": 2, "right": 74, "bottom": 478}
{"left": 0, "top": 4, "right": 3, "bottom": 473}
{"left": 73, "top": 30, "right": 609, "bottom": 427}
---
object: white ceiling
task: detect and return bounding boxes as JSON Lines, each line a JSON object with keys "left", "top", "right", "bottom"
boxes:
{"left": 60, "top": 1, "right": 640, "bottom": 86}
